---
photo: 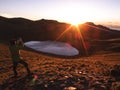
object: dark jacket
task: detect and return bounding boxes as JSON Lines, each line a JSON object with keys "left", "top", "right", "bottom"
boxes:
{"left": 9, "top": 45, "right": 23, "bottom": 62}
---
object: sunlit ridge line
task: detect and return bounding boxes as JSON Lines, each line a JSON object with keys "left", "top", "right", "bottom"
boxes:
{"left": 85, "top": 23, "right": 112, "bottom": 33}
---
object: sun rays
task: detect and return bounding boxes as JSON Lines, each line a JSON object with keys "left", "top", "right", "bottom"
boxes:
{"left": 55, "top": 21, "right": 110, "bottom": 56}
{"left": 74, "top": 25, "right": 88, "bottom": 56}
{"left": 55, "top": 25, "right": 73, "bottom": 41}
{"left": 55, "top": 23, "right": 88, "bottom": 56}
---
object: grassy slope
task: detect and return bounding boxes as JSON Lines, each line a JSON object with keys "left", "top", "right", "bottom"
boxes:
{"left": 0, "top": 40, "right": 120, "bottom": 90}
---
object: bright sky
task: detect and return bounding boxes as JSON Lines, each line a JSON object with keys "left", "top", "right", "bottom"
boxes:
{"left": 0, "top": 0, "right": 120, "bottom": 29}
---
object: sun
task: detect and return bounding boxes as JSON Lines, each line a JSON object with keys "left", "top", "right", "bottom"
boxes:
{"left": 67, "top": 18, "right": 84, "bottom": 26}
{"left": 69, "top": 21, "right": 82, "bottom": 27}
{"left": 71, "top": 21, "right": 80, "bottom": 26}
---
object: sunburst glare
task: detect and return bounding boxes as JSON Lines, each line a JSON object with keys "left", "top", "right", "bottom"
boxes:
{"left": 55, "top": 23, "right": 88, "bottom": 56}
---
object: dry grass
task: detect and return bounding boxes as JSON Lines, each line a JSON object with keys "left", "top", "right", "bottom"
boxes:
{"left": 0, "top": 42, "right": 120, "bottom": 90}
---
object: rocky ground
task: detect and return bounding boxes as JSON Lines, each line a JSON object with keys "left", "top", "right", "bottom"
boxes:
{"left": 0, "top": 42, "right": 120, "bottom": 90}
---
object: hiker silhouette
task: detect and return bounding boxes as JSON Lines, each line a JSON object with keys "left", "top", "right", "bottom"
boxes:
{"left": 9, "top": 37, "right": 31, "bottom": 77}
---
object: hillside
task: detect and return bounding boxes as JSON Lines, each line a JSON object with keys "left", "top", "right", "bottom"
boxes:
{"left": 0, "top": 39, "right": 120, "bottom": 89}
{"left": 0, "top": 16, "right": 120, "bottom": 41}
{"left": 0, "top": 16, "right": 120, "bottom": 56}
{"left": 0, "top": 16, "right": 120, "bottom": 89}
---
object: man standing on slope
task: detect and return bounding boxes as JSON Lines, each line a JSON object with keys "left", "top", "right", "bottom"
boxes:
{"left": 9, "top": 37, "right": 31, "bottom": 77}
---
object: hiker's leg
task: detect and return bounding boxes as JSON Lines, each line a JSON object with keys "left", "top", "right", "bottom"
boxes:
{"left": 19, "top": 59, "right": 31, "bottom": 74}
{"left": 13, "top": 62, "right": 18, "bottom": 76}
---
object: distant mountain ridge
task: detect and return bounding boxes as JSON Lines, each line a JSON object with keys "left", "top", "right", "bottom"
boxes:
{"left": 0, "top": 16, "right": 120, "bottom": 55}
{"left": 0, "top": 16, "right": 120, "bottom": 42}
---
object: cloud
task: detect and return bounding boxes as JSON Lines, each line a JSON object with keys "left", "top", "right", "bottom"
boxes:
{"left": 103, "top": 22, "right": 120, "bottom": 30}
{"left": 109, "top": 25, "right": 120, "bottom": 30}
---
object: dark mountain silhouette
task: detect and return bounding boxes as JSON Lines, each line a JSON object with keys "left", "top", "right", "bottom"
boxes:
{"left": 0, "top": 16, "right": 120, "bottom": 55}
{"left": 0, "top": 16, "right": 120, "bottom": 41}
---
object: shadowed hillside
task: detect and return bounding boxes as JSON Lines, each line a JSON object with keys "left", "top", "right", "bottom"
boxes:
{"left": 0, "top": 16, "right": 120, "bottom": 42}
{"left": 0, "top": 16, "right": 120, "bottom": 56}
